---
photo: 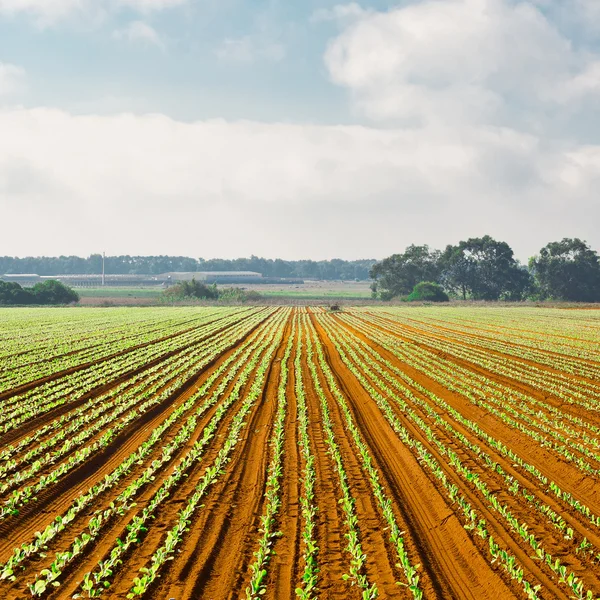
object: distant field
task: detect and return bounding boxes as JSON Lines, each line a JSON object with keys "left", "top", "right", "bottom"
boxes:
{"left": 250, "top": 280, "right": 372, "bottom": 299}
{"left": 259, "top": 288, "right": 372, "bottom": 299}
{"left": 76, "top": 287, "right": 164, "bottom": 298}
{"left": 75, "top": 281, "right": 373, "bottom": 304}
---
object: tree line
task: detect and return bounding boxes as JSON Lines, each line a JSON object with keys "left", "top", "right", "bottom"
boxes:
{"left": 370, "top": 237, "right": 600, "bottom": 302}
{"left": 0, "top": 255, "right": 376, "bottom": 281}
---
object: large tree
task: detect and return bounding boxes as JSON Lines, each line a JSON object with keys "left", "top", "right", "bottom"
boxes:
{"left": 530, "top": 238, "right": 600, "bottom": 302}
{"left": 440, "top": 235, "right": 531, "bottom": 301}
{"left": 370, "top": 245, "right": 442, "bottom": 299}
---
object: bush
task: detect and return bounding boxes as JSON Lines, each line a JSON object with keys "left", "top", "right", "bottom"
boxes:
{"left": 30, "top": 280, "right": 80, "bottom": 304}
{"left": 0, "top": 281, "right": 31, "bottom": 305}
{"left": 163, "top": 281, "right": 262, "bottom": 303}
{"left": 163, "top": 279, "right": 219, "bottom": 300}
{"left": 217, "top": 287, "right": 263, "bottom": 303}
{"left": 0, "top": 280, "right": 79, "bottom": 305}
{"left": 406, "top": 281, "right": 449, "bottom": 302}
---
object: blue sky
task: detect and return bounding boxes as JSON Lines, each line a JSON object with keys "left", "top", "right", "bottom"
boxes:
{"left": 0, "top": 0, "right": 389, "bottom": 122}
{"left": 1, "top": 0, "right": 600, "bottom": 260}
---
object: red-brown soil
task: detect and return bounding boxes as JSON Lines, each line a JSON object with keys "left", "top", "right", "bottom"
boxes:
{"left": 0, "top": 306, "right": 599, "bottom": 600}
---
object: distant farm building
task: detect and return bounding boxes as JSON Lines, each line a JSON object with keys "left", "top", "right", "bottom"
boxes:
{"left": 1, "top": 271, "right": 303, "bottom": 287}
{"left": 0, "top": 274, "right": 42, "bottom": 285}
{"left": 162, "top": 272, "right": 263, "bottom": 285}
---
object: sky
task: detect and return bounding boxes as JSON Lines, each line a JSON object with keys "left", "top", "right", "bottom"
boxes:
{"left": 1, "top": 0, "right": 600, "bottom": 261}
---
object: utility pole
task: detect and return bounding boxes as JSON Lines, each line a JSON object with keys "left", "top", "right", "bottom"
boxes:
{"left": 102, "top": 252, "right": 105, "bottom": 287}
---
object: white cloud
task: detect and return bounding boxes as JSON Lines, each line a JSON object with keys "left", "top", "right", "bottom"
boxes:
{"left": 0, "top": 107, "right": 598, "bottom": 259}
{"left": 113, "top": 21, "right": 164, "bottom": 48}
{"left": 324, "top": 0, "right": 600, "bottom": 129}
{"left": 311, "top": 3, "right": 370, "bottom": 24}
{"left": 2, "top": 0, "right": 600, "bottom": 259}
{"left": 216, "top": 36, "right": 285, "bottom": 63}
{"left": 115, "top": 0, "right": 187, "bottom": 12}
{"left": 0, "top": 62, "right": 25, "bottom": 96}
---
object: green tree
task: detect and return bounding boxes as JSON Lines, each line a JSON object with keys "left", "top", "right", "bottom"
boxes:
{"left": 440, "top": 235, "right": 531, "bottom": 300}
{"left": 370, "top": 245, "right": 442, "bottom": 300}
{"left": 31, "top": 280, "right": 80, "bottom": 304}
{"left": 406, "top": 282, "right": 449, "bottom": 302}
{"left": 530, "top": 238, "right": 600, "bottom": 302}
{"left": 0, "top": 281, "right": 32, "bottom": 305}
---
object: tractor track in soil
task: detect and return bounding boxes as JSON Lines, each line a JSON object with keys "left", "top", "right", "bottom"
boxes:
{"left": 264, "top": 336, "right": 301, "bottom": 600}
{"left": 306, "top": 317, "right": 405, "bottom": 598}
{"left": 2, "top": 307, "right": 600, "bottom": 600}
{"left": 310, "top": 313, "right": 516, "bottom": 600}
{"left": 0, "top": 311, "right": 276, "bottom": 575}
{"left": 333, "top": 313, "right": 600, "bottom": 597}
{"left": 300, "top": 330, "right": 360, "bottom": 600}
{"left": 34, "top": 314, "right": 284, "bottom": 600}
{"left": 341, "top": 314, "right": 600, "bottom": 528}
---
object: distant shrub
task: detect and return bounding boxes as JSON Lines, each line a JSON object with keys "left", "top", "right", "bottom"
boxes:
{"left": 163, "top": 279, "right": 219, "bottom": 300}
{"left": 31, "top": 280, "right": 80, "bottom": 304}
{"left": 163, "top": 281, "right": 263, "bottom": 303}
{"left": 218, "top": 287, "right": 263, "bottom": 303}
{"left": 406, "top": 281, "right": 449, "bottom": 302}
{"left": 0, "top": 281, "right": 31, "bottom": 305}
{"left": 0, "top": 280, "right": 79, "bottom": 305}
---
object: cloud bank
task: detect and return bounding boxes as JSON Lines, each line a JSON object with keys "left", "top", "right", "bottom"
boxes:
{"left": 0, "top": 106, "right": 596, "bottom": 259}
{"left": 325, "top": 0, "right": 600, "bottom": 129}
{"left": 1, "top": 0, "right": 600, "bottom": 259}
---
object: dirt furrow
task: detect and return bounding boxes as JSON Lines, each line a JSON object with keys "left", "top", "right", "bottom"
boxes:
{"left": 0, "top": 314, "right": 274, "bottom": 570}
{"left": 300, "top": 335, "right": 358, "bottom": 600}
{"left": 341, "top": 314, "right": 600, "bottom": 526}
{"left": 311, "top": 312, "right": 521, "bottom": 600}
{"left": 0, "top": 309, "right": 253, "bottom": 404}
{"left": 330, "top": 314, "right": 600, "bottom": 598}
{"left": 16, "top": 315, "right": 285, "bottom": 600}
{"left": 354, "top": 312, "right": 600, "bottom": 432}
{"left": 151, "top": 314, "right": 291, "bottom": 600}
{"left": 264, "top": 335, "right": 302, "bottom": 600}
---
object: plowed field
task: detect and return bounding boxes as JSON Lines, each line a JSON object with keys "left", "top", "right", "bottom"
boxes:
{"left": 1, "top": 305, "right": 600, "bottom": 600}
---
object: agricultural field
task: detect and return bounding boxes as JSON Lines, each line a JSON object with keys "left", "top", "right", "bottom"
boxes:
{"left": 0, "top": 306, "right": 599, "bottom": 599}
{"left": 75, "top": 280, "right": 374, "bottom": 305}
